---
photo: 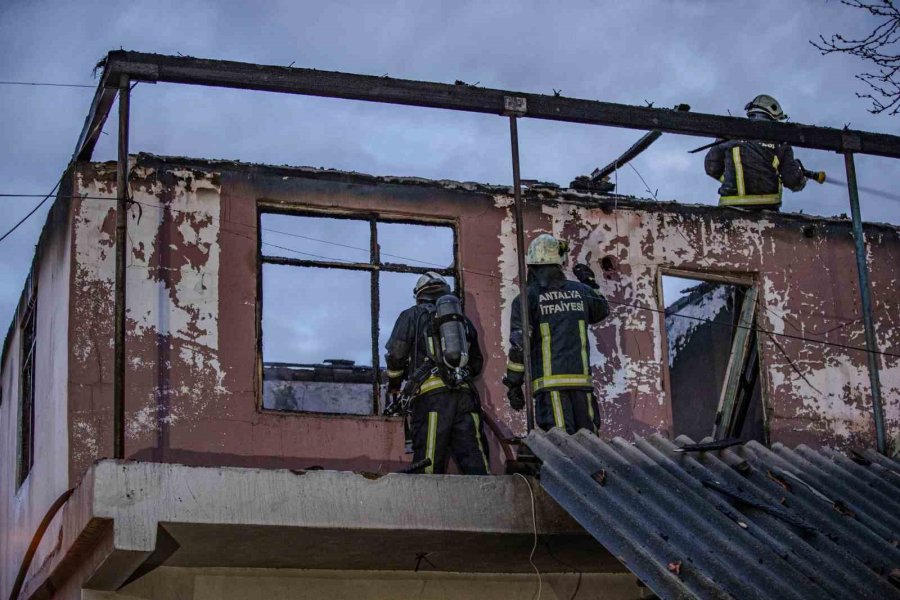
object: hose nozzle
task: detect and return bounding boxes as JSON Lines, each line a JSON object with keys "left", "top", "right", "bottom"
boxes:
{"left": 803, "top": 169, "right": 826, "bottom": 184}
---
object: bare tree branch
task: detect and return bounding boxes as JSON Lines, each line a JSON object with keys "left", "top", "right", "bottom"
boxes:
{"left": 812, "top": 0, "right": 900, "bottom": 114}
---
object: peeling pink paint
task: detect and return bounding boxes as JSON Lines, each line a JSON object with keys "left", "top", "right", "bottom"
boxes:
{"left": 9, "top": 153, "right": 898, "bottom": 493}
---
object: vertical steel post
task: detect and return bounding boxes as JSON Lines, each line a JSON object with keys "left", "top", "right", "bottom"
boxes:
{"left": 509, "top": 116, "right": 535, "bottom": 431}
{"left": 370, "top": 216, "right": 381, "bottom": 415}
{"left": 114, "top": 75, "right": 130, "bottom": 460}
{"left": 844, "top": 152, "right": 887, "bottom": 454}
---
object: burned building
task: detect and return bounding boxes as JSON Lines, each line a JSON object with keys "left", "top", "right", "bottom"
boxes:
{"left": 2, "top": 52, "right": 899, "bottom": 600}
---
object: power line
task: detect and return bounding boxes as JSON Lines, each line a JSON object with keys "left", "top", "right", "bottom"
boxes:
{"left": 8, "top": 192, "right": 882, "bottom": 328}
{"left": 1, "top": 193, "right": 453, "bottom": 267}
{"left": 0, "top": 100, "right": 112, "bottom": 243}
{"left": 0, "top": 80, "right": 93, "bottom": 88}
{"left": 10, "top": 190, "right": 900, "bottom": 360}
{"left": 0, "top": 181, "right": 61, "bottom": 243}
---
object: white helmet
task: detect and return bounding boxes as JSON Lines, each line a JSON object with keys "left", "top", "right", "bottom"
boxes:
{"left": 413, "top": 271, "right": 450, "bottom": 299}
{"left": 526, "top": 234, "right": 569, "bottom": 265}
{"left": 745, "top": 94, "right": 787, "bottom": 121}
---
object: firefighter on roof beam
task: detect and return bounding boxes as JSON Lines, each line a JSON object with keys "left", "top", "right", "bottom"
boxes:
{"left": 705, "top": 94, "right": 807, "bottom": 211}
{"left": 504, "top": 234, "right": 610, "bottom": 434}
{"left": 384, "top": 272, "right": 490, "bottom": 475}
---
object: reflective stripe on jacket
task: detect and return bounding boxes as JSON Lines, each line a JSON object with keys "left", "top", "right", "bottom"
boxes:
{"left": 506, "top": 266, "right": 609, "bottom": 392}
{"left": 705, "top": 139, "right": 806, "bottom": 207}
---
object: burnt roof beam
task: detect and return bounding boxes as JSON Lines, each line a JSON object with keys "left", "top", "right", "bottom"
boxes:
{"left": 72, "top": 65, "right": 117, "bottom": 162}
{"left": 71, "top": 50, "right": 900, "bottom": 161}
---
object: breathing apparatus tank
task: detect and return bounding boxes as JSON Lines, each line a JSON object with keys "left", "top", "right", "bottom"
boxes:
{"left": 433, "top": 294, "right": 469, "bottom": 374}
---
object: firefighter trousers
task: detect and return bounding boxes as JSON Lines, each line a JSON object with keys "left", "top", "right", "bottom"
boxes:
{"left": 410, "top": 388, "right": 490, "bottom": 475}
{"left": 536, "top": 389, "right": 601, "bottom": 435}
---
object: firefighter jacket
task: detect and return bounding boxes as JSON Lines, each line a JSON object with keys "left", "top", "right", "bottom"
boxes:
{"left": 705, "top": 139, "right": 806, "bottom": 207}
{"left": 385, "top": 300, "right": 484, "bottom": 398}
{"left": 505, "top": 266, "right": 609, "bottom": 393}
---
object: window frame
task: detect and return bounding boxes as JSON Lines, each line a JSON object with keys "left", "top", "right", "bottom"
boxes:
{"left": 18, "top": 287, "right": 37, "bottom": 488}
{"left": 656, "top": 266, "right": 769, "bottom": 444}
{"left": 256, "top": 204, "right": 460, "bottom": 417}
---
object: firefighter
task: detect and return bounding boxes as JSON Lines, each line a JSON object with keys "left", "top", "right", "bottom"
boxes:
{"left": 705, "top": 94, "right": 807, "bottom": 211}
{"left": 503, "top": 234, "right": 610, "bottom": 434}
{"left": 384, "top": 272, "right": 490, "bottom": 475}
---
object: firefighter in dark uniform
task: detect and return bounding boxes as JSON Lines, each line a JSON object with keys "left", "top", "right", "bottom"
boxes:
{"left": 705, "top": 94, "right": 807, "bottom": 211}
{"left": 384, "top": 272, "right": 490, "bottom": 475}
{"left": 503, "top": 234, "right": 610, "bottom": 434}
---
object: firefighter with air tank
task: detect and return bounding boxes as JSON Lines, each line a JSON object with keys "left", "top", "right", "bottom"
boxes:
{"left": 503, "top": 234, "right": 610, "bottom": 434}
{"left": 384, "top": 272, "right": 490, "bottom": 474}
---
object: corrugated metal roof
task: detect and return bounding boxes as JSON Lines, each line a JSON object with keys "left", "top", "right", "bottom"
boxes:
{"left": 526, "top": 429, "right": 900, "bottom": 600}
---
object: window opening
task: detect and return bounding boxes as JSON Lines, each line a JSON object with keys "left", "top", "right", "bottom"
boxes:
{"left": 262, "top": 264, "right": 373, "bottom": 414}
{"left": 376, "top": 222, "right": 454, "bottom": 269}
{"left": 261, "top": 213, "right": 371, "bottom": 263}
{"left": 260, "top": 212, "right": 457, "bottom": 416}
{"left": 662, "top": 274, "right": 764, "bottom": 443}
{"left": 18, "top": 294, "right": 36, "bottom": 487}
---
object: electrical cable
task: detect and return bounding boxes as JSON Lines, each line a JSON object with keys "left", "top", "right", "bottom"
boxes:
{"left": 0, "top": 80, "right": 93, "bottom": 88}
{"left": 0, "top": 77, "right": 129, "bottom": 244}
{"left": 1, "top": 193, "right": 448, "bottom": 267}
{"left": 541, "top": 540, "right": 583, "bottom": 599}
{"left": 514, "top": 472, "right": 542, "bottom": 600}
{"left": 627, "top": 162, "right": 658, "bottom": 200}
{"left": 15, "top": 192, "right": 900, "bottom": 359}
{"left": 0, "top": 181, "right": 61, "bottom": 243}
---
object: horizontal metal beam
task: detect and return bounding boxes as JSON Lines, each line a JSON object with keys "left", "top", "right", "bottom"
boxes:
{"left": 85, "top": 50, "right": 900, "bottom": 160}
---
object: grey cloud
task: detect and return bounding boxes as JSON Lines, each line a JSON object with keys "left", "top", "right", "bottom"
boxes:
{"left": 1, "top": 0, "right": 899, "bottom": 333}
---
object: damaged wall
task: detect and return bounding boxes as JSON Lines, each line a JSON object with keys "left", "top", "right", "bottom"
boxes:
{"left": 517, "top": 192, "right": 900, "bottom": 449}
{"left": 67, "top": 155, "right": 515, "bottom": 478}
{"left": 50, "top": 153, "right": 900, "bottom": 486}
{"left": 70, "top": 160, "right": 227, "bottom": 480}
{"left": 0, "top": 191, "right": 72, "bottom": 600}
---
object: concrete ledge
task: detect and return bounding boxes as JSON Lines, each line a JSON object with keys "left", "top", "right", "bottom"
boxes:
{"left": 26, "top": 461, "right": 623, "bottom": 595}
{"left": 91, "top": 460, "right": 583, "bottom": 544}
{"left": 92, "top": 461, "right": 619, "bottom": 579}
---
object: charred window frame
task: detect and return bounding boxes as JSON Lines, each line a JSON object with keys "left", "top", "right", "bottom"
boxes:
{"left": 257, "top": 207, "right": 459, "bottom": 416}
{"left": 17, "top": 281, "right": 37, "bottom": 488}
{"left": 657, "top": 267, "right": 767, "bottom": 444}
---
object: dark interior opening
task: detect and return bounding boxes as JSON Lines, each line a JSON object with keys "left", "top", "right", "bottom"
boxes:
{"left": 663, "top": 275, "right": 764, "bottom": 443}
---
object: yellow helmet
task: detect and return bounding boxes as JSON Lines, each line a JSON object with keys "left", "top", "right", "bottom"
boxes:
{"left": 526, "top": 234, "right": 569, "bottom": 265}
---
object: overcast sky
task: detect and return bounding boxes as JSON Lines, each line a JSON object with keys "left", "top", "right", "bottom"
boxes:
{"left": 1, "top": 0, "right": 898, "bottom": 350}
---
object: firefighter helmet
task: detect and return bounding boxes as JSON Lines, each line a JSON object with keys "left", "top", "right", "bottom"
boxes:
{"left": 413, "top": 271, "right": 450, "bottom": 300}
{"left": 745, "top": 94, "right": 787, "bottom": 121}
{"left": 525, "top": 234, "right": 569, "bottom": 265}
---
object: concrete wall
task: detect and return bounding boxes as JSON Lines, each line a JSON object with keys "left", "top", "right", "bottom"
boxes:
{"left": 530, "top": 195, "right": 900, "bottom": 449}
{"left": 68, "top": 157, "right": 518, "bottom": 478}
{"left": 84, "top": 567, "right": 647, "bottom": 600}
{"left": 0, "top": 195, "right": 72, "bottom": 600}
{"left": 60, "top": 154, "right": 900, "bottom": 484}
{"left": 3, "top": 153, "right": 898, "bottom": 598}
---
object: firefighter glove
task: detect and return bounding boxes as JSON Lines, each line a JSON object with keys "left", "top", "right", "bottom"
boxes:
{"left": 574, "top": 263, "right": 600, "bottom": 289}
{"left": 507, "top": 386, "right": 525, "bottom": 411}
{"left": 503, "top": 376, "right": 525, "bottom": 411}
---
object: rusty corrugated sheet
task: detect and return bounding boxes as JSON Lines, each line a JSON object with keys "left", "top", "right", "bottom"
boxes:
{"left": 526, "top": 429, "right": 900, "bottom": 600}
